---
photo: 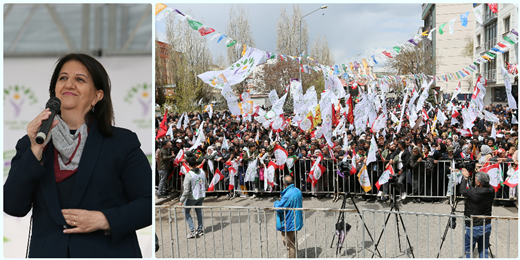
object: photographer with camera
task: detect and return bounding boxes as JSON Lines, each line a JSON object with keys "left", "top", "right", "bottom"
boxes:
{"left": 460, "top": 168, "right": 494, "bottom": 258}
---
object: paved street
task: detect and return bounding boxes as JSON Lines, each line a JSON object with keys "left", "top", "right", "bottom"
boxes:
{"left": 156, "top": 194, "right": 517, "bottom": 258}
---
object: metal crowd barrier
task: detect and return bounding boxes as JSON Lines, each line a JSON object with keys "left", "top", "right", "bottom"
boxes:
{"left": 155, "top": 205, "right": 363, "bottom": 258}
{"left": 155, "top": 205, "right": 518, "bottom": 258}
{"left": 468, "top": 215, "right": 518, "bottom": 258}
{"left": 158, "top": 160, "right": 518, "bottom": 202}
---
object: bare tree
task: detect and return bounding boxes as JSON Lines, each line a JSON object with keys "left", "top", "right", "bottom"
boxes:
{"left": 384, "top": 38, "right": 443, "bottom": 103}
{"left": 225, "top": 4, "right": 256, "bottom": 94}
{"left": 310, "top": 34, "right": 334, "bottom": 65}
{"left": 155, "top": 37, "right": 167, "bottom": 110}
{"left": 163, "top": 11, "right": 214, "bottom": 113}
{"left": 255, "top": 60, "right": 325, "bottom": 97}
{"left": 215, "top": 53, "right": 227, "bottom": 69}
{"left": 461, "top": 35, "right": 474, "bottom": 91}
{"left": 226, "top": 5, "right": 256, "bottom": 64}
{"left": 276, "top": 4, "right": 309, "bottom": 56}
{"left": 461, "top": 35, "right": 474, "bottom": 59}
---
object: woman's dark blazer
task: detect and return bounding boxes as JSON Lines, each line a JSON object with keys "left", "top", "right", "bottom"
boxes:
{"left": 4, "top": 120, "right": 152, "bottom": 258}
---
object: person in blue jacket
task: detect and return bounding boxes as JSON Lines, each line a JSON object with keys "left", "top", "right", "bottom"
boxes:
{"left": 274, "top": 175, "right": 303, "bottom": 258}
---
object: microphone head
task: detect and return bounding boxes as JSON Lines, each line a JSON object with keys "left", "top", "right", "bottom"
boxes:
{"left": 46, "top": 97, "right": 61, "bottom": 112}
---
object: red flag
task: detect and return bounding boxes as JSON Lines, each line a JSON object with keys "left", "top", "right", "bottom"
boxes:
{"left": 173, "top": 149, "right": 184, "bottom": 167}
{"left": 346, "top": 95, "right": 355, "bottom": 124}
{"left": 207, "top": 169, "right": 224, "bottom": 191}
{"left": 179, "top": 162, "right": 190, "bottom": 176}
{"left": 497, "top": 42, "right": 507, "bottom": 48}
{"left": 350, "top": 150, "right": 357, "bottom": 175}
{"left": 198, "top": 27, "right": 215, "bottom": 36}
{"left": 421, "top": 109, "right": 429, "bottom": 120}
{"left": 331, "top": 103, "right": 341, "bottom": 126}
{"left": 487, "top": 3, "right": 498, "bottom": 13}
{"left": 376, "top": 164, "right": 395, "bottom": 190}
{"left": 382, "top": 51, "right": 393, "bottom": 58}
{"left": 156, "top": 109, "right": 168, "bottom": 140}
{"left": 452, "top": 108, "right": 460, "bottom": 118}
{"left": 273, "top": 144, "right": 288, "bottom": 169}
{"left": 455, "top": 129, "right": 472, "bottom": 137}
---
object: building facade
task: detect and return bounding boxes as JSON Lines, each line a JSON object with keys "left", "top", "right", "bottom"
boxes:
{"left": 422, "top": 3, "right": 475, "bottom": 95}
{"left": 472, "top": 3, "right": 518, "bottom": 105}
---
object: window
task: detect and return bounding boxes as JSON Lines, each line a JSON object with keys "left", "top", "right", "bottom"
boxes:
{"left": 484, "top": 21, "right": 497, "bottom": 50}
{"left": 476, "top": 34, "right": 481, "bottom": 47}
{"left": 484, "top": 4, "right": 498, "bottom": 21}
{"left": 504, "top": 16, "right": 510, "bottom": 32}
{"left": 484, "top": 58, "right": 497, "bottom": 80}
{"left": 494, "top": 87, "right": 507, "bottom": 102}
{"left": 504, "top": 51, "right": 510, "bottom": 65}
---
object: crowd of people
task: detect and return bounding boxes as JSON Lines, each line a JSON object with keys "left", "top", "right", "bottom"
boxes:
{"left": 155, "top": 97, "right": 518, "bottom": 205}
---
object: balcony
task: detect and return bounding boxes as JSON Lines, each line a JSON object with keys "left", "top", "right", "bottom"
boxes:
{"left": 484, "top": 39, "right": 497, "bottom": 51}
{"left": 482, "top": 69, "right": 497, "bottom": 81}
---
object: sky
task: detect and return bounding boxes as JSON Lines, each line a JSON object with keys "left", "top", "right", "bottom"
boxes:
{"left": 156, "top": 3, "right": 424, "bottom": 70}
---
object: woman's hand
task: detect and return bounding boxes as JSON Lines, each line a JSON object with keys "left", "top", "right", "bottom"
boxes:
{"left": 27, "top": 109, "right": 59, "bottom": 161}
{"left": 62, "top": 209, "right": 110, "bottom": 234}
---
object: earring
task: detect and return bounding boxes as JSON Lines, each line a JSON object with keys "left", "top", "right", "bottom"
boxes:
{"left": 92, "top": 104, "right": 96, "bottom": 112}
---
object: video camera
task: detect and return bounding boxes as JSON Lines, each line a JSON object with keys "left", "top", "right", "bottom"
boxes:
{"left": 338, "top": 160, "right": 351, "bottom": 173}
{"left": 454, "top": 158, "right": 477, "bottom": 172}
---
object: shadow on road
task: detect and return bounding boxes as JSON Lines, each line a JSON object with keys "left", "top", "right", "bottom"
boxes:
{"left": 297, "top": 247, "right": 323, "bottom": 258}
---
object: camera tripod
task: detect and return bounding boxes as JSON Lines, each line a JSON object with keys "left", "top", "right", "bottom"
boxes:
{"left": 371, "top": 183, "right": 415, "bottom": 258}
{"left": 329, "top": 193, "right": 383, "bottom": 258}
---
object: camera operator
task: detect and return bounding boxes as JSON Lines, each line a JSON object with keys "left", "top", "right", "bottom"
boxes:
{"left": 460, "top": 168, "right": 494, "bottom": 258}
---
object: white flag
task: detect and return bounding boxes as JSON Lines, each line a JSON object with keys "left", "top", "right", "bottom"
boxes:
{"left": 268, "top": 89, "right": 279, "bottom": 106}
{"left": 222, "top": 135, "right": 230, "bottom": 150}
{"left": 491, "top": 124, "right": 497, "bottom": 140}
{"left": 448, "top": 18, "right": 456, "bottom": 34}
{"left": 244, "top": 159, "right": 258, "bottom": 182}
{"left": 176, "top": 113, "right": 184, "bottom": 130}
{"left": 502, "top": 65, "right": 517, "bottom": 109}
{"left": 166, "top": 123, "right": 173, "bottom": 138}
{"left": 198, "top": 46, "right": 266, "bottom": 88}
{"left": 366, "top": 136, "right": 378, "bottom": 166}
{"left": 473, "top": 5, "right": 483, "bottom": 25}
{"left": 437, "top": 109, "right": 447, "bottom": 126}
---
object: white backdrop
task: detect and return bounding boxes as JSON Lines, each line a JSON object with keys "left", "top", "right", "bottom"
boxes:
{"left": 3, "top": 55, "right": 153, "bottom": 257}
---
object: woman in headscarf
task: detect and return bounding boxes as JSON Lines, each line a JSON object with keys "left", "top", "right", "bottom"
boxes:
{"left": 478, "top": 145, "right": 493, "bottom": 165}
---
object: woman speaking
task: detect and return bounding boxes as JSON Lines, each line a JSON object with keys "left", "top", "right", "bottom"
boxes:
{"left": 3, "top": 54, "right": 152, "bottom": 257}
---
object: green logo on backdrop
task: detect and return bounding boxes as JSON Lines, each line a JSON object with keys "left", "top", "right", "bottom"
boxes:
{"left": 124, "top": 83, "right": 152, "bottom": 129}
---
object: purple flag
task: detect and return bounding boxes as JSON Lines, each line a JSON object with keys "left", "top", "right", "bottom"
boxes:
{"left": 408, "top": 39, "right": 418, "bottom": 46}
{"left": 512, "top": 29, "right": 518, "bottom": 36}
{"left": 337, "top": 169, "right": 345, "bottom": 178}
{"left": 174, "top": 9, "right": 185, "bottom": 16}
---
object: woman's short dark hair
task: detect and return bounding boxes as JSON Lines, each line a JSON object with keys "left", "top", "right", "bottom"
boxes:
{"left": 49, "top": 53, "right": 114, "bottom": 137}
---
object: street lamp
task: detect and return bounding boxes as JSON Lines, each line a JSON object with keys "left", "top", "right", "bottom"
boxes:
{"left": 299, "top": 5, "right": 327, "bottom": 85}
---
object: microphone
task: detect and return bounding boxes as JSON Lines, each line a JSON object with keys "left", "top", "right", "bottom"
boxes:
{"left": 36, "top": 97, "right": 61, "bottom": 144}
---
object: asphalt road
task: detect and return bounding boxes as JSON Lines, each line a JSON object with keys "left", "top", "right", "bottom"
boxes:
{"left": 155, "top": 194, "right": 517, "bottom": 258}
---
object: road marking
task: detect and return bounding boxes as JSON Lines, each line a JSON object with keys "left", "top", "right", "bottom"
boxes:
{"left": 298, "top": 233, "right": 312, "bottom": 246}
